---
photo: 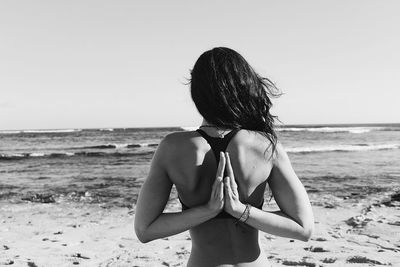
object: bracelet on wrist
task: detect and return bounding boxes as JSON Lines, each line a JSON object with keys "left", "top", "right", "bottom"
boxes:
{"left": 235, "top": 204, "right": 251, "bottom": 225}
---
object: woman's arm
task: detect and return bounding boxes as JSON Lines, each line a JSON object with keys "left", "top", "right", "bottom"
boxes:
{"left": 223, "top": 145, "right": 314, "bottom": 241}
{"left": 134, "top": 138, "right": 226, "bottom": 243}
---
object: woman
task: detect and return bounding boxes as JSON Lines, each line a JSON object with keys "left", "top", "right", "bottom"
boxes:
{"left": 134, "top": 47, "right": 314, "bottom": 266}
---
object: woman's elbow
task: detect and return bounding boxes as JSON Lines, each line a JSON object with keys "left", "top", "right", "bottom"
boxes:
{"left": 134, "top": 223, "right": 152, "bottom": 243}
{"left": 135, "top": 230, "right": 151, "bottom": 243}
{"left": 300, "top": 222, "right": 314, "bottom": 242}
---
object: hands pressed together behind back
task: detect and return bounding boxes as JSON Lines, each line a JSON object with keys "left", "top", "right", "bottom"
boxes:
{"left": 206, "top": 152, "right": 246, "bottom": 219}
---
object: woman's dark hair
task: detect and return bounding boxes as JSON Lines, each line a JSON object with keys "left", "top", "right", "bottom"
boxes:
{"left": 190, "top": 47, "right": 280, "bottom": 153}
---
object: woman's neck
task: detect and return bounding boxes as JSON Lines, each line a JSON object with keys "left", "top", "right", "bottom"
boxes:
{"left": 199, "top": 119, "right": 232, "bottom": 137}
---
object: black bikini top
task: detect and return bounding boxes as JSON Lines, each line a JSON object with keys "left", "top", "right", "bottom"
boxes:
{"left": 179, "top": 128, "right": 264, "bottom": 219}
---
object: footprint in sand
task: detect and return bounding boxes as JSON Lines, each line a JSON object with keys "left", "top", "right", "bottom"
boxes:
{"left": 281, "top": 259, "right": 317, "bottom": 267}
{"left": 0, "top": 259, "right": 14, "bottom": 265}
{"left": 313, "top": 237, "right": 327, "bottom": 241}
{"left": 69, "top": 253, "right": 91, "bottom": 265}
{"left": 346, "top": 256, "right": 384, "bottom": 265}
{"left": 304, "top": 246, "right": 330, "bottom": 252}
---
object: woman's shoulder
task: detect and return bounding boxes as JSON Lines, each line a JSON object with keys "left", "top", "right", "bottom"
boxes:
{"left": 158, "top": 130, "right": 201, "bottom": 150}
{"left": 231, "top": 129, "right": 276, "bottom": 158}
{"left": 233, "top": 129, "right": 273, "bottom": 145}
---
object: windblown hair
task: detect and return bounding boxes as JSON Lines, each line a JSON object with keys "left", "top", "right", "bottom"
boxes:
{"left": 190, "top": 47, "right": 280, "bottom": 153}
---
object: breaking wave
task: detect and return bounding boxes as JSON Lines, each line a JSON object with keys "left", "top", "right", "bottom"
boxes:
{"left": 0, "top": 151, "right": 154, "bottom": 161}
{"left": 0, "top": 129, "right": 82, "bottom": 134}
{"left": 277, "top": 126, "right": 399, "bottom": 134}
{"left": 286, "top": 143, "right": 400, "bottom": 154}
{"left": 81, "top": 143, "right": 158, "bottom": 149}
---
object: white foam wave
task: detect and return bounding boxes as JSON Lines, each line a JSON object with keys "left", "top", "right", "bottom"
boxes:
{"left": 0, "top": 153, "right": 25, "bottom": 158}
{"left": 286, "top": 144, "right": 399, "bottom": 153}
{"left": 0, "top": 130, "right": 21, "bottom": 134}
{"left": 114, "top": 143, "right": 128, "bottom": 149}
{"left": 29, "top": 153, "right": 45, "bottom": 157}
{"left": 278, "top": 127, "right": 383, "bottom": 134}
{"left": 0, "top": 152, "right": 76, "bottom": 159}
{"left": 0, "top": 129, "right": 83, "bottom": 134}
{"left": 99, "top": 128, "right": 114, "bottom": 131}
{"left": 23, "top": 129, "right": 82, "bottom": 133}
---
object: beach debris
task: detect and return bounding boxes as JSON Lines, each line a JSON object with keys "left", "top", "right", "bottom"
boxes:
{"left": 345, "top": 215, "right": 373, "bottom": 228}
{"left": 21, "top": 193, "right": 55, "bottom": 203}
{"left": 53, "top": 231, "right": 63, "bottom": 235}
{"left": 72, "top": 253, "right": 90, "bottom": 260}
{"left": 324, "top": 203, "right": 336, "bottom": 209}
{"left": 27, "top": 262, "right": 39, "bottom": 267}
{"left": 2, "top": 245, "right": 10, "bottom": 250}
{"left": 322, "top": 257, "right": 337, "bottom": 263}
{"left": 380, "top": 191, "right": 400, "bottom": 207}
{"left": 314, "top": 237, "right": 327, "bottom": 241}
{"left": 346, "top": 256, "right": 384, "bottom": 265}
{"left": 390, "top": 192, "right": 400, "bottom": 202}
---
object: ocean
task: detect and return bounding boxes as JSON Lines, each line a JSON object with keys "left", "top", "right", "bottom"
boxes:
{"left": 1, "top": 124, "right": 399, "bottom": 210}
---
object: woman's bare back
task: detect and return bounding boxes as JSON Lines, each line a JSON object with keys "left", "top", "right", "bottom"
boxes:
{"left": 162, "top": 129, "right": 274, "bottom": 266}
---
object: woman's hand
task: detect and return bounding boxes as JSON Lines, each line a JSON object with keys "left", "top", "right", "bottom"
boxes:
{"left": 223, "top": 152, "right": 246, "bottom": 218}
{"left": 206, "top": 152, "right": 226, "bottom": 216}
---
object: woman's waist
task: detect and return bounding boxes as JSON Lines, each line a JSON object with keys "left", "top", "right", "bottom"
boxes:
{"left": 188, "top": 240, "right": 269, "bottom": 267}
{"left": 189, "top": 220, "right": 261, "bottom": 255}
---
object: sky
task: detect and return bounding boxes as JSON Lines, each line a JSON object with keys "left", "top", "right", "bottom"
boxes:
{"left": 1, "top": 0, "right": 399, "bottom": 130}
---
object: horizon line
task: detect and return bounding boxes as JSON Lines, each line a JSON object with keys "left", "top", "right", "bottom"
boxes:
{"left": 1, "top": 122, "right": 400, "bottom": 132}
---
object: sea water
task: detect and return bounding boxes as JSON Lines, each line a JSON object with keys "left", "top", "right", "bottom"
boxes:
{"left": 0, "top": 124, "right": 399, "bottom": 209}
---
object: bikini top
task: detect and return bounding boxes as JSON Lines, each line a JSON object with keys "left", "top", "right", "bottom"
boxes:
{"left": 179, "top": 128, "right": 264, "bottom": 219}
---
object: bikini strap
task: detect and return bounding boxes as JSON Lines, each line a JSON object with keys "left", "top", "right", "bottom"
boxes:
{"left": 196, "top": 128, "right": 240, "bottom": 162}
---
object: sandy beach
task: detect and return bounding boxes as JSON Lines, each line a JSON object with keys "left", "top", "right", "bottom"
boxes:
{"left": 1, "top": 191, "right": 399, "bottom": 267}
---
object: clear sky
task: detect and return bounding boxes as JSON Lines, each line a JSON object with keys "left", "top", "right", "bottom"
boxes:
{"left": 1, "top": 0, "right": 399, "bottom": 130}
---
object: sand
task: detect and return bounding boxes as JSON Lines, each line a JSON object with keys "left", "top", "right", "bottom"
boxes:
{"left": 1, "top": 193, "right": 399, "bottom": 267}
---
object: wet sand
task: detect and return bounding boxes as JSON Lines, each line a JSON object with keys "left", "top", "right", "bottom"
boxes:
{"left": 1, "top": 192, "right": 399, "bottom": 266}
